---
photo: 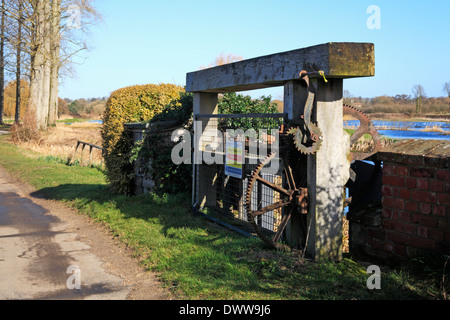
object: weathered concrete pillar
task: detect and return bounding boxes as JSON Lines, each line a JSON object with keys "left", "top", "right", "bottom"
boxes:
{"left": 306, "top": 79, "right": 350, "bottom": 261}
{"left": 193, "top": 92, "right": 219, "bottom": 209}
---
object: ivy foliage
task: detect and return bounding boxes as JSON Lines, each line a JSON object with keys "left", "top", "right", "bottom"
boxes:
{"left": 101, "top": 83, "right": 184, "bottom": 195}
{"left": 218, "top": 92, "right": 282, "bottom": 132}
{"left": 137, "top": 92, "right": 194, "bottom": 196}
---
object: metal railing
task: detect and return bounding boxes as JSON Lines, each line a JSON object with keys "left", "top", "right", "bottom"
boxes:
{"left": 74, "top": 141, "right": 104, "bottom": 166}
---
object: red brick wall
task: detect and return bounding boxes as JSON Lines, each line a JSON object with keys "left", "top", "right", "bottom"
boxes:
{"left": 349, "top": 158, "right": 449, "bottom": 261}
{"left": 380, "top": 162, "right": 449, "bottom": 258}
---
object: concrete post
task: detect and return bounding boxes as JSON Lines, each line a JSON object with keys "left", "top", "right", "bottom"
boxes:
{"left": 193, "top": 92, "right": 219, "bottom": 209}
{"left": 306, "top": 79, "right": 350, "bottom": 261}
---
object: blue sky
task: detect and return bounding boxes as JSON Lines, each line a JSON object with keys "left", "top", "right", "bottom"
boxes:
{"left": 59, "top": 0, "right": 450, "bottom": 101}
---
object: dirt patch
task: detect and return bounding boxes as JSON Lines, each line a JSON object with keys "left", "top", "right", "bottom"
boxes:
{"left": 0, "top": 164, "right": 173, "bottom": 300}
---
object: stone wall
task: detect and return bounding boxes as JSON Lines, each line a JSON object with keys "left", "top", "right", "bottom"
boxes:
{"left": 124, "top": 123, "right": 155, "bottom": 195}
{"left": 124, "top": 120, "right": 180, "bottom": 195}
{"left": 349, "top": 139, "right": 450, "bottom": 261}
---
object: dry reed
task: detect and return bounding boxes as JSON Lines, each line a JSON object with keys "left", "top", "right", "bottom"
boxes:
{"left": 15, "top": 122, "right": 104, "bottom": 166}
{"left": 421, "top": 124, "right": 446, "bottom": 133}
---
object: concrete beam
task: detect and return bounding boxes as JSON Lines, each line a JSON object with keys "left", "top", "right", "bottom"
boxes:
{"left": 186, "top": 42, "right": 374, "bottom": 93}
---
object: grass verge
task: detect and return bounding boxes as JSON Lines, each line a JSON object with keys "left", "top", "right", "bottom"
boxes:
{"left": 56, "top": 118, "right": 89, "bottom": 123}
{"left": 0, "top": 123, "right": 11, "bottom": 131}
{"left": 0, "top": 136, "right": 446, "bottom": 300}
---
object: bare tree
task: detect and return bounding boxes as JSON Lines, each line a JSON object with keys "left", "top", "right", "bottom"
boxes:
{"left": 1, "top": 0, "right": 25, "bottom": 124}
{"left": 443, "top": 82, "right": 450, "bottom": 98}
{"left": 0, "top": 1, "right": 98, "bottom": 129}
{"left": 24, "top": 0, "right": 99, "bottom": 129}
{"left": 343, "top": 89, "right": 352, "bottom": 105}
{"left": 412, "top": 84, "right": 426, "bottom": 114}
{"left": 201, "top": 52, "right": 243, "bottom": 69}
{"left": 0, "top": 0, "right": 5, "bottom": 124}
{"left": 0, "top": 0, "right": 99, "bottom": 130}
{"left": 0, "top": 0, "right": 50, "bottom": 127}
{"left": 14, "top": 0, "right": 22, "bottom": 124}
{"left": 48, "top": 0, "right": 60, "bottom": 125}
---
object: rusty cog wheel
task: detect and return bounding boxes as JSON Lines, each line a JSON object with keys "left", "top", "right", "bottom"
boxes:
{"left": 245, "top": 147, "right": 308, "bottom": 250}
{"left": 343, "top": 104, "right": 383, "bottom": 208}
{"left": 344, "top": 104, "right": 382, "bottom": 161}
{"left": 287, "top": 123, "right": 323, "bottom": 155}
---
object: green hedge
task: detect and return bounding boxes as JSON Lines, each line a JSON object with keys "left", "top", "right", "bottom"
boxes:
{"left": 101, "top": 83, "right": 184, "bottom": 195}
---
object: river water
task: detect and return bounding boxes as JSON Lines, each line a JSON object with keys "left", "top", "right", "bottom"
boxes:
{"left": 72, "top": 119, "right": 450, "bottom": 141}
{"left": 344, "top": 120, "right": 450, "bottom": 141}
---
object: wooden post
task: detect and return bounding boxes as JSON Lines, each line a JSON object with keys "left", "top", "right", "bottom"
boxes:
{"left": 80, "top": 144, "right": 85, "bottom": 166}
{"left": 89, "top": 145, "right": 93, "bottom": 166}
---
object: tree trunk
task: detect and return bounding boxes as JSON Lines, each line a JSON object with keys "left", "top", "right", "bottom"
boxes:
{"left": 15, "top": 56, "right": 21, "bottom": 124}
{"left": 28, "top": 0, "right": 49, "bottom": 130}
{"left": 48, "top": 0, "right": 60, "bottom": 125}
{"left": 416, "top": 96, "right": 422, "bottom": 114}
{"left": 0, "top": 0, "right": 5, "bottom": 125}
{"left": 40, "top": 0, "right": 51, "bottom": 129}
{"left": 15, "top": 1, "right": 22, "bottom": 124}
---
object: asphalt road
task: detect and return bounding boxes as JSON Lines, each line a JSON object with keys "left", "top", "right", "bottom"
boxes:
{"left": 0, "top": 175, "right": 135, "bottom": 300}
{"left": 0, "top": 132, "right": 169, "bottom": 300}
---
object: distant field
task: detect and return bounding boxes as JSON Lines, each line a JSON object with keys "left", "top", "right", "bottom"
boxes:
{"left": 56, "top": 118, "right": 90, "bottom": 123}
{"left": 2, "top": 120, "right": 104, "bottom": 167}
{"left": 345, "top": 112, "right": 450, "bottom": 122}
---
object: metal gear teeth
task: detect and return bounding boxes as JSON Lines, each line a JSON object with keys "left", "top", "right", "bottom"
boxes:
{"left": 343, "top": 104, "right": 382, "bottom": 161}
{"left": 245, "top": 152, "right": 281, "bottom": 249}
{"left": 290, "top": 125, "right": 322, "bottom": 155}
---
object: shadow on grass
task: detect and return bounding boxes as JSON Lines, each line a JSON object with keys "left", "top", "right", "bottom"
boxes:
{"left": 30, "top": 183, "right": 431, "bottom": 300}
{"left": 30, "top": 183, "right": 199, "bottom": 238}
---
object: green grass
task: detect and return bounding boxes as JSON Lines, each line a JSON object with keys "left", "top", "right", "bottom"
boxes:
{"left": 345, "top": 129, "right": 398, "bottom": 147}
{"left": 0, "top": 136, "right": 446, "bottom": 300}
{"left": 56, "top": 118, "right": 88, "bottom": 123}
{"left": 0, "top": 123, "right": 11, "bottom": 131}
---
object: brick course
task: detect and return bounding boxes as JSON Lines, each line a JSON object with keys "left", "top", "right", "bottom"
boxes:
{"left": 349, "top": 140, "right": 449, "bottom": 261}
